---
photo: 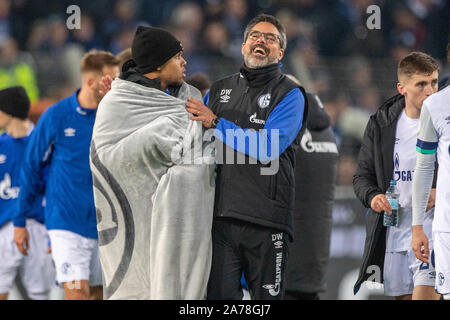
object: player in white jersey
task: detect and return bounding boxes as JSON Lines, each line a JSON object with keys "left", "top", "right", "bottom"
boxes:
{"left": 412, "top": 43, "right": 450, "bottom": 300}
{"left": 353, "top": 52, "right": 440, "bottom": 300}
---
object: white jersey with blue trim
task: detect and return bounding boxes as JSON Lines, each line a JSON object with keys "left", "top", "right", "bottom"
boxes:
{"left": 412, "top": 86, "right": 450, "bottom": 232}
{"left": 386, "top": 110, "right": 433, "bottom": 252}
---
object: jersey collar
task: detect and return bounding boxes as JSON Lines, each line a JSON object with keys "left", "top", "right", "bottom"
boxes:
{"left": 71, "top": 89, "right": 97, "bottom": 117}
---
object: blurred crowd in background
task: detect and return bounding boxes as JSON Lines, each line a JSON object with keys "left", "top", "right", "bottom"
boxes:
{"left": 1, "top": 0, "right": 449, "bottom": 186}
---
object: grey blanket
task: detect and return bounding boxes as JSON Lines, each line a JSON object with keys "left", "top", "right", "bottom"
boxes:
{"left": 90, "top": 78, "right": 215, "bottom": 299}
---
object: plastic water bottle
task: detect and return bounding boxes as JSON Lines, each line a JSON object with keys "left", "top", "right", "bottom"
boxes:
{"left": 383, "top": 180, "right": 399, "bottom": 227}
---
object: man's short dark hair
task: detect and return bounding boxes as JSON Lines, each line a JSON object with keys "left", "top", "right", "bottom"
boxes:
{"left": 397, "top": 51, "right": 439, "bottom": 81}
{"left": 243, "top": 14, "right": 287, "bottom": 50}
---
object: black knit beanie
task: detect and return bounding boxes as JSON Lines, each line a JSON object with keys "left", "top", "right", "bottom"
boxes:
{"left": 0, "top": 86, "right": 30, "bottom": 119}
{"left": 132, "top": 26, "right": 183, "bottom": 74}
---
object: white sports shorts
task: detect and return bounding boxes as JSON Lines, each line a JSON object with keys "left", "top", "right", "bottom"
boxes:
{"left": 383, "top": 242, "right": 436, "bottom": 297}
{"left": 433, "top": 232, "right": 450, "bottom": 299}
{"left": 0, "top": 220, "right": 55, "bottom": 299}
{"left": 48, "top": 229, "right": 102, "bottom": 287}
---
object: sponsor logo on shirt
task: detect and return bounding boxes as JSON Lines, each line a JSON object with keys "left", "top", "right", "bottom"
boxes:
{"left": 0, "top": 173, "right": 19, "bottom": 200}
{"left": 0, "top": 154, "right": 6, "bottom": 164}
{"left": 393, "top": 153, "right": 414, "bottom": 181}
{"left": 300, "top": 130, "right": 338, "bottom": 153}
{"left": 64, "top": 128, "right": 76, "bottom": 137}
{"left": 220, "top": 89, "right": 232, "bottom": 103}
{"left": 257, "top": 94, "right": 271, "bottom": 109}
{"left": 249, "top": 112, "right": 265, "bottom": 125}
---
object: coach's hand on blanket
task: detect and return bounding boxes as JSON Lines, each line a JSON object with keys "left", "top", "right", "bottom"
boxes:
{"left": 426, "top": 188, "right": 436, "bottom": 212}
{"left": 412, "top": 226, "right": 429, "bottom": 263}
{"left": 99, "top": 74, "right": 113, "bottom": 98}
{"left": 14, "top": 227, "right": 30, "bottom": 256}
{"left": 186, "top": 97, "right": 218, "bottom": 128}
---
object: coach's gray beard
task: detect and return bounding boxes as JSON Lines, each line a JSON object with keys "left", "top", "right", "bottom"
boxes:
{"left": 244, "top": 54, "right": 277, "bottom": 69}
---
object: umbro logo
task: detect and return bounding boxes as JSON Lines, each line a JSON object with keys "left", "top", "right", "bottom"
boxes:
{"left": 64, "top": 128, "right": 76, "bottom": 137}
{"left": 446, "top": 116, "right": 450, "bottom": 124}
{"left": 220, "top": 89, "right": 232, "bottom": 103}
{"left": 274, "top": 241, "right": 283, "bottom": 249}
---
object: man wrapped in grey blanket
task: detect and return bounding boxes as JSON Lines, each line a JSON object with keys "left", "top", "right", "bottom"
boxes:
{"left": 90, "top": 26, "right": 215, "bottom": 299}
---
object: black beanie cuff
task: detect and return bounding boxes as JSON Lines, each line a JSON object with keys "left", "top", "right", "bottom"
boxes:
{"left": 136, "top": 48, "right": 182, "bottom": 74}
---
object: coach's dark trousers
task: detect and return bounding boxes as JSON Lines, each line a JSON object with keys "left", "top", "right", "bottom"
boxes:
{"left": 206, "top": 218, "right": 290, "bottom": 300}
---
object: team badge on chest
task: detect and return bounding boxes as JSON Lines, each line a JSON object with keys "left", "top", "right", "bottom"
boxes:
{"left": 258, "top": 94, "right": 271, "bottom": 109}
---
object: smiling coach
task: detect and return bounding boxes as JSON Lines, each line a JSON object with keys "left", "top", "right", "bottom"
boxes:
{"left": 186, "top": 13, "right": 308, "bottom": 300}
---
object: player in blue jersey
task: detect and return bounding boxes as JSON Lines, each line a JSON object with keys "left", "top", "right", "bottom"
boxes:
{"left": 0, "top": 86, "right": 55, "bottom": 300}
{"left": 14, "top": 50, "right": 120, "bottom": 300}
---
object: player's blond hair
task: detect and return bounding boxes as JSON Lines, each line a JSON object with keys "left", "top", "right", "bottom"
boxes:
{"left": 80, "top": 49, "right": 120, "bottom": 74}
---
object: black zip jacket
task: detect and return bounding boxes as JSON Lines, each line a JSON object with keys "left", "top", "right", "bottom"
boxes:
{"left": 207, "top": 63, "right": 308, "bottom": 238}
